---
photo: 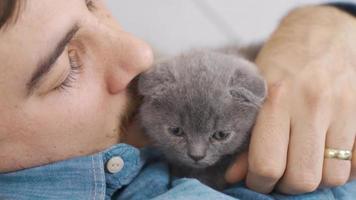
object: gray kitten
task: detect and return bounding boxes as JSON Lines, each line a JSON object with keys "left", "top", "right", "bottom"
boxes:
{"left": 137, "top": 45, "right": 267, "bottom": 190}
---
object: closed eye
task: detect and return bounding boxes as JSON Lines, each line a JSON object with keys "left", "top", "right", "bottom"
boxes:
{"left": 54, "top": 50, "right": 82, "bottom": 91}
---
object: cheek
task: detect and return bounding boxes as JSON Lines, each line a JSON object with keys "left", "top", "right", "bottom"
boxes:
{"left": 155, "top": 133, "right": 187, "bottom": 155}
{"left": 203, "top": 149, "right": 223, "bottom": 164}
{"left": 225, "top": 133, "right": 250, "bottom": 152}
{"left": 207, "top": 146, "right": 223, "bottom": 156}
{"left": 208, "top": 138, "right": 240, "bottom": 156}
{"left": 158, "top": 134, "right": 186, "bottom": 151}
{"left": 21, "top": 80, "right": 128, "bottom": 153}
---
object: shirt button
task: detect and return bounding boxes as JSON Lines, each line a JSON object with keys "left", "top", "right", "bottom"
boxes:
{"left": 106, "top": 156, "right": 124, "bottom": 174}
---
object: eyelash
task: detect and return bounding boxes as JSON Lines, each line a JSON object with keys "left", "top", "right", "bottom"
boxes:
{"left": 54, "top": 0, "right": 93, "bottom": 92}
{"left": 54, "top": 50, "right": 82, "bottom": 91}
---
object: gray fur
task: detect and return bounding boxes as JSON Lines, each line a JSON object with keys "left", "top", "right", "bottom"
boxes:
{"left": 137, "top": 46, "right": 267, "bottom": 190}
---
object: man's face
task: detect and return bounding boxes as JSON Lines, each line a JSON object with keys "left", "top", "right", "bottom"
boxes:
{"left": 0, "top": 0, "right": 153, "bottom": 172}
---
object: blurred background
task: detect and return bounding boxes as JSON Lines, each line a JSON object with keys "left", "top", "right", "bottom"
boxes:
{"left": 107, "top": 0, "right": 352, "bottom": 57}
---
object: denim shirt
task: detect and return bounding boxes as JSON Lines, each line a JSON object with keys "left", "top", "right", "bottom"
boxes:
{"left": 0, "top": 144, "right": 355, "bottom": 200}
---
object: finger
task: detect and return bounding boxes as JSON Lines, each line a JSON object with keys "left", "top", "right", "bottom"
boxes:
{"left": 321, "top": 101, "right": 356, "bottom": 187}
{"left": 225, "top": 152, "right": 248, "bottom": 184}
{"left": 351, "top": 139, "right": 356, "bottom": 180}
{"left": 246, "top": 82, "right": 290, "bottom": 193}
{"left": 277, "top": 103, "right": 330, "bottom": 194}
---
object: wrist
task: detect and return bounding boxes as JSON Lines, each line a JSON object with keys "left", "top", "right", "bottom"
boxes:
{"left": 256, "top": 5, "right": 356, "bottom": 83}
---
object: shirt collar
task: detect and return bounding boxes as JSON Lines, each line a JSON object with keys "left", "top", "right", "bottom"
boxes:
{"left": 0, "top": 143, "right": 147, "bottom": 200}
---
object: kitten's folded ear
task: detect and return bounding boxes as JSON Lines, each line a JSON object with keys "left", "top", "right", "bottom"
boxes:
{"left": 229, "top": 60, "right": 267, "bottom": 108}
{"left": 138, "top": 62, "right": 176, "bottom": 98}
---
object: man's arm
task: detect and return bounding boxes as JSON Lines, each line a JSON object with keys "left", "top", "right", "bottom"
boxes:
{"left": 257, "top": 5, "right": 356, "bottom": 81}
{"left": 226, "top": 5, "right": 356, "bottom": 194}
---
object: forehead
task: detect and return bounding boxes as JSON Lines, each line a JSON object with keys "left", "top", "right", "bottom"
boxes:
{"left": 0, "top": 0, "right": 84, "bottom": 98}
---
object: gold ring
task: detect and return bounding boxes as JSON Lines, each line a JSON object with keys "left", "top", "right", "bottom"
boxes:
{"left": 324, "top": 148, "right": 352, "bottom": 161}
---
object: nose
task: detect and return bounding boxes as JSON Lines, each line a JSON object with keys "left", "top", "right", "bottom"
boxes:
{"left": 188, "top": 152, "right": 206, "bottom": 162}
{"left": 187, "top": 141, "right": 207, "bottom": 162}
{"left": 106, "top": 32, "right": 154, "bottom": 94}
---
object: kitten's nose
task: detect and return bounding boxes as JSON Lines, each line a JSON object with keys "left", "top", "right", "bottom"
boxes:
{"left": 188, "top": 153, "right": 205, "bottom": 161}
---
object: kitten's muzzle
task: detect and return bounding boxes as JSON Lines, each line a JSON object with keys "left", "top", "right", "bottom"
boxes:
{"left": 188, "top": 152, "right": 206, "bottom": 161}
{"left": 187, "top": 142, "right": 207, "bottom": 162}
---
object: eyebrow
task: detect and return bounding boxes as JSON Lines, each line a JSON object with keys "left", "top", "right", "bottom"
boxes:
{"left": 26, "top": 24, "right": 80, "bottom": 95}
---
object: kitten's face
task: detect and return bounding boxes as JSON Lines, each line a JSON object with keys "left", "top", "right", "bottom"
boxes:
{"left": 138, "top": 50, "right": 266, "bottom": 169}
{"left": 141, "top": 94, "right": 258, "bottom": 168}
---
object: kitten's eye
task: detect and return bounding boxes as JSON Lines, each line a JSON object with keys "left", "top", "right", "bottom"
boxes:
{"left": 212, "top": 131, "right": 231, "bottom": 141}
{"left": 168, "top": 127, "right": 184, "bottom": 137}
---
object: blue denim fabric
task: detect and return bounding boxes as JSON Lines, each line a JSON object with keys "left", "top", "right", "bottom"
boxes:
{"left": 0, "top": 143, "right": 355, "bottom": 200}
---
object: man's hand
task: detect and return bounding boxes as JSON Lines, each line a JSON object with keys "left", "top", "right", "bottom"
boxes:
{"left": 226, "top": 5, "right": 356, "bottom": 194}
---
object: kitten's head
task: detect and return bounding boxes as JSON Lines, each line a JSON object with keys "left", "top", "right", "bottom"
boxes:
{"left": 138, "top": 50, "right": 267, "bottom": 169}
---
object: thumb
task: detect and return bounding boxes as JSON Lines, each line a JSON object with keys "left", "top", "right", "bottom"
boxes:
{"left": 225, "top": 152, "right": 248, "bottom": 184}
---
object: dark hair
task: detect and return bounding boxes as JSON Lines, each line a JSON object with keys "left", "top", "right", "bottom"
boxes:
{"left": 0, "top": 0, "right": 21, "bottom": 30}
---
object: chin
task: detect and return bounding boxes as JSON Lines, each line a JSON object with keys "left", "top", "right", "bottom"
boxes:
{"left": 118, "top": 89, "right": 141, "bottom": 137}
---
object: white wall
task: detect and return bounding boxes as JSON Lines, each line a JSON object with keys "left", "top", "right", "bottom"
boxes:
{"left": 106, "top": 0, "right": 354, "bottom": 56}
